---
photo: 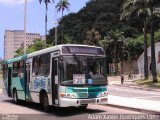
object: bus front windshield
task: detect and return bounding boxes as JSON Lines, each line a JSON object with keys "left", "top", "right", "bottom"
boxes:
{"left": 61, "top": 56, "right": 107, "bottom": 86}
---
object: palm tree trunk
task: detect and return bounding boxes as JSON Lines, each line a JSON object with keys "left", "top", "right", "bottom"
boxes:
{"left": 144, "top": 20, "right": 148, "bottom": 80}
{"left": 61, "top": 10, "right": 64, "bottom": 44}
{"left": 150, "top": 6, "right": 158, "bottom": 83}
{"left": 121, "top": 60, "right": 124, "bottom": 74}
{"left": 114, "top": 41, "right": 118, "bottom": 75}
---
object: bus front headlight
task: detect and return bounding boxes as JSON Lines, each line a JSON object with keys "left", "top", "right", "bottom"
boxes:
{"left": 60, "top": 93, "right": 75, "bottom": 98}
{"left": 97, "top": 91, "right": 108, "bottom": 98}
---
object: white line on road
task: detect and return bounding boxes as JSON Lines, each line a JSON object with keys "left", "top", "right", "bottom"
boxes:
{"left": 134, "top": 96, "right": 160, "bottom": 99}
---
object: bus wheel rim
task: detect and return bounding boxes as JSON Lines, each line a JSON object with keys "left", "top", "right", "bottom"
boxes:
{"left": 14, "top": 92, "right": 17, "bottom": 102}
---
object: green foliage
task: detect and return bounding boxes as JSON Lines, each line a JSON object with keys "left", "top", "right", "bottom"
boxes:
{"left": 135, "top": 79, "right": 160, "bottom": 88}
{"left": 48, "top": 0, "right": 137, "bottom": 44}
{"left": 15, "top": 39, "right": 49, "bottom": 57}
{"left": 46, "top": 0, "right": 160, "bottom": 63}
{"left": 83, "top": 28, "right": 101, "bottom": 46}
{"left": 127, "top": 30, "right": 160, "bottom": 60}
{"left": 56, "top": 0, "right": 70, "bottom": 13}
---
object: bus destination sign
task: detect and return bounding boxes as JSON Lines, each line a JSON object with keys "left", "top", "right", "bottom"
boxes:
{"left": 62, "top": 46, "right": 104, "bottom": 55}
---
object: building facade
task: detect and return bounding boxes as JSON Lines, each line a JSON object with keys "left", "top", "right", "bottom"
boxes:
{"left": 138, "top": 42, "right": 160, "bottom": 74}
{"left": 4, "top": 30, "right": 44, "bottom": 60}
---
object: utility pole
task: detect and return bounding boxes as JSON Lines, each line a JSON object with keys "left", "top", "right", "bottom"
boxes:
{"left": 24, "top": 0, "right": 27, "bottom": 54}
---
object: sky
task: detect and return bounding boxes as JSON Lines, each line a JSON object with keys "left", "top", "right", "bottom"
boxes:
{"left": 0, "top": 0, "right": 89, "bottom": 59}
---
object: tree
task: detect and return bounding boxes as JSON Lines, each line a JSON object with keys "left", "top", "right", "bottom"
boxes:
{"left": 56, "top": 0, "right": 70, "bottom": 44}
{"left": 48, "top": 0, "right": 145, "bottom": 45}
{"left": 39, "top": 0, "right": 54, "bottom": 43}
{"left": 83, "top": 28, "right": 101, "bottom": 46}
{"left": 100, "top": 30, "right": 125, "bottom": 75}
{"left": 15, "top": 39, "right": 49, "bottom": 57}
{"left": 146, "top": 0, "right": 160, "bottom": 83}
{"left": 121, "top": 0, "right": 160, "bottom": 82}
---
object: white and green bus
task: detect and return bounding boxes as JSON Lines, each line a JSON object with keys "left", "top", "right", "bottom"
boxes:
{"left": 2, "top": 44, "right": 108, "bottom": 111}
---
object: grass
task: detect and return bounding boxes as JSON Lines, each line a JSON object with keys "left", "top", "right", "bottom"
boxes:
{"left": 134, "top": 77, "right": 160, "bottom": 89}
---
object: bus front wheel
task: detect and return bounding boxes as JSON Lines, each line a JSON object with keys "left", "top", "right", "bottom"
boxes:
{"left": 13, "top": 90, "right": 18, "bottom": 104}
{"left": 42, "top": 93, "right": 50, "bottom": 112}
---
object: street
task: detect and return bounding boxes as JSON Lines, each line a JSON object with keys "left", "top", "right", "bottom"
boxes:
{"left": 0, "top": 93, "right": 145, "bottom": 120}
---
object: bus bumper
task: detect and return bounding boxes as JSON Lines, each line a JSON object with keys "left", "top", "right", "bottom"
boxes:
{"left": 59, "top": 97, "right": 108, "bottom": 107}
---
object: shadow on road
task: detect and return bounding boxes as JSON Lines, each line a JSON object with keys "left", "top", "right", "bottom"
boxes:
{"left": 3, "top": 99, "right": 105, "bottom": 117}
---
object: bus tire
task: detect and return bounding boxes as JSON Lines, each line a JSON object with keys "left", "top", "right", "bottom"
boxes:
{"left": 79, "top": 105, "right": 88, "bottom": 110}
{"left": 42, "top": 93, "right": 50, "bottom": 112}
{"left": 13, "top": 90, "right": 19, "bottom": 104}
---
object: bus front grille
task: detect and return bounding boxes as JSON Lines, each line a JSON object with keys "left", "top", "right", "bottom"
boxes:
{"left": 72, "top": 89, "right": 87, "bottom": 92}
{"left": 77, "top": 93, "right": 88, "bottom": 98}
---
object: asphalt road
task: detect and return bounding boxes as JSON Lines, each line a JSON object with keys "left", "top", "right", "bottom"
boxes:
{"left": 0, "top": 93, "right": 145, "bottom": 120}
{"left": 108, "top": 85, "right": 160, "bottom": 101}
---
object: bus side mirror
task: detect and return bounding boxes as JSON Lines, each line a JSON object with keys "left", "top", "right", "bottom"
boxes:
{"left": 58, "top": 61, "right": 63, "bottom": 69}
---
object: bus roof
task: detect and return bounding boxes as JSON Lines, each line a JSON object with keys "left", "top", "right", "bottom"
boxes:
{"left": 4, "top": 44, "right": 105, "bottom": 64}
{"left": 4, "top": 55, "right": 27, "bottom": 64}
{"left": 28, "top": 44, "right": 105, "bottom": 58}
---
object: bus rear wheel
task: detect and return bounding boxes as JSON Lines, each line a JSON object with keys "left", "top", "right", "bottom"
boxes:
{"left": 13, "top": 90, "right": 18, "bottom": 104}
{"left": 42, "top": 93, "right": 50, "bottom": 112}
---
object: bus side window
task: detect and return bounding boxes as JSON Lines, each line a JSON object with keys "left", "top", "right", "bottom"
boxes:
{"left": 12, "top": 62, "right": 18, "bottom": 77}
{"left": 39, "top": 54, "right": 50, "bottom": 76}
{"left": 18, "top": 61, "right": 24, "bottom": 77}
{"left": 32, "top": 57, "right": 39, "bottom": 76}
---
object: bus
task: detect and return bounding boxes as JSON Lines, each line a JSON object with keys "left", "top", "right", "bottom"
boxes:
{"left": 2, "top": 44, "right": 108, "bottom": 111}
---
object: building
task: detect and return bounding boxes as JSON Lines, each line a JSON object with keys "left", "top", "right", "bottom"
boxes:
{"left": 4, "top": 30, "right": 44, "bottom": 60}
{"left": 138, "top": 42, "right": 160, "bottom": 74}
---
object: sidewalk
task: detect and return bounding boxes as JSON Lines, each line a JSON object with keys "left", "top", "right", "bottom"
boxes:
{"left": 108, "top": 95, "right": 160, "bottom": 113}
{"left": 108, "top": 75, "right": 160, "bottom": 92}
{"left": 108, "top": 75, "right": 160, "bottom": 113}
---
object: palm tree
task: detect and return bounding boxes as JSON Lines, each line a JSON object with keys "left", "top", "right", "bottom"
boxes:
{"left": 56, "top": 0, "right": 70, "bottom": 44}
{"left": 83, "top": 28, "right": 101, "bottom": 46}
{"left": 146, "top": 0, "right": 160, "bottom": 83}
{"left": 100, "top": 30, "right": 124, "bottom": 75}
{"left": 39, "top": 0, "right": 54, "bottom": 43}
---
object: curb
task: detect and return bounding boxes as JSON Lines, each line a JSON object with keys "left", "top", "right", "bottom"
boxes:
{"left": 112, "top": 84, "right": 160, "bottom": 92}
{"left": 107, "top": 104, "right": 160, "bottom": 114}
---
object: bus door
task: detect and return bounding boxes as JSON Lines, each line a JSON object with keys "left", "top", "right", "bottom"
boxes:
{"left": 8, "top": 67, "right": 12, "bottom": 97}
{"left": 25, "top": 61, "right": 31, "bottom": 100}
{"left": 51, "top": 52, "right": 59, "bottom": 105}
